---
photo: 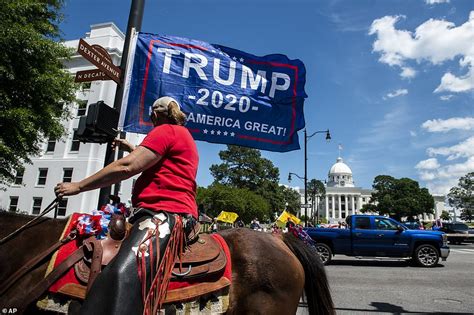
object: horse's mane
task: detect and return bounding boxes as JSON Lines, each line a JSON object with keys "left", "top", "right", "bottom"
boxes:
{"left": 0, "top": 210, "right": 69, "bottom": 221}
{"left": 0, "top": 211, "right": 69, "bottom": 241}
{"left": 0, "top": 211, "right": 39, "bottom": 220}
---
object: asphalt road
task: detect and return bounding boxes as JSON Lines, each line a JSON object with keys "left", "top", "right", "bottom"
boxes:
{"left": 298, "top": 242, "right": 474, "bottom": 315}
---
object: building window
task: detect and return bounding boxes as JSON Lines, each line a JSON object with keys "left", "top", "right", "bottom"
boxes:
{"left": 63, "top": 168, "right": 73, "bottom": 182}
{"left": 362, "top": 197, "right": 366, "bottom": 202}
{"left": 9, "top": 196, "right": 19, "bottom": 212}
{"left": 57, "top": 198, "right": 68, "bottom": 216}
{"left": 37, "top": 168, "right": 48, "bottom": 185}
{"left": 32, "top": 197, "right": 42, "bottom": 215}
{"left": 77, "top": 100, "right": 87, "bottom": 116}
{"left": 46, "top": 140, "right": 56, "bottom": 153}
{"left": 70, "top": 130, "right": 80, "bottom": 152}
{"left": 14, "top": 168, "right": 24, "bottom": 185}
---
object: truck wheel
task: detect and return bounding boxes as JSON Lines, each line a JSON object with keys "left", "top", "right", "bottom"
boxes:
{"left": 316, "top": 243, "right": 332, "bottom": 265}
{"left": 414, "top": 244, "right": 439, "bottom": 267}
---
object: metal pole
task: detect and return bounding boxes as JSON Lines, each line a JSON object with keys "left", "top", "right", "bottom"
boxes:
{"left": 98, "top": 0, "right": 145, "bottom": 208}
{"left": 304, "top": 129, "right": 308, "bottom": 227}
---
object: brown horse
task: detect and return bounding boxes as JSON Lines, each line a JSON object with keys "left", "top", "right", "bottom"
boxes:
{"left": 0, "top": 212, "right": 334, "bottom": 314}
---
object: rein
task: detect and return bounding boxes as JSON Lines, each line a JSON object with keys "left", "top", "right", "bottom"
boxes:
{"left": 0, "top": 229, "right": 77, "bottom": 297}
{"left": 0, "top": 198, "right": 60, "bottom": 245}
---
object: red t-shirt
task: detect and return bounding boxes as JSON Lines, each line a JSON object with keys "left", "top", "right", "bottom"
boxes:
{"left": 132, "top": 124, "right": 199, "bottom": 218}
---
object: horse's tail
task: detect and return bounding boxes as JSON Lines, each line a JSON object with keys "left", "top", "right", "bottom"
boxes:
{"left": 282, "top": 233, "right": 335, "bottom": 315}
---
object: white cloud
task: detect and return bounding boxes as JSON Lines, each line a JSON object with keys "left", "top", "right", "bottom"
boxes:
{"left": 427, "top": 136, "right": 474, "bottom": 160}
{"left": 434, "top": 66, "right": 474, "bottom": 93}
{"left": 416, "top": 158, "right": 440, "bottom": 170}
{"left": 369, "top": 11, "right": 474, "bottom": 93}
{"left": 386, "top": 88, "right": 408, "bottom": 98}
{"left": 419, "top": 171, "right": 437, "bottom": 181}
{"left": 439, "top": 94, "right": 454, "bottom": 101}
{"left": 425, "top": 0, "right": 450, "bottom": 4}
{"left": 400, "top": 67, "right": 417, "bottom": 78}
{"left": 410, "top": 130, "right": 417, "bottom": 137}
{"left": 421, "top": 117, "right": 474, "bottom": 132}
{"left": 416, "top": 156, "right": 474, "bottom": 194}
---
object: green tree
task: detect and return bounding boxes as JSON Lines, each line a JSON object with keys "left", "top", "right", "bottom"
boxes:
{"left": 447, "top": 172, "right": 474, "bottom": 222}
{"left": 280, "top": 185, "right": 301, "bottom": 215}
{"left": 196, "top": 184, "right": 270, "bottom": 223}
{"left": 307, "top": 179, "right": 326, "bottom": 222}
{"left": 0, "top": 0, "right": 76, "bottom": 184}
{"left": 210, "top": 145, "right": 285, "bottom": 213}
{"left": 440, "top": 210, "right": 451, "bottom": 221}
{"left": 361, "top": 175, "right": 435, "bottom": 221}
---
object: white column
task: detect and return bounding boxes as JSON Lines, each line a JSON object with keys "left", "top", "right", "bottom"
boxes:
{"left": 351, "top": 195, "right": 355, "bottom": 215}
{"left": 338, "top": 195, "right": 342, "bottom": 219}
{"left": 331, "top": 195, "right": 335, "bottom": 220}
{"left": 325, "top": 196, "right": 329, "bottom": 220}
{"left": 358, "top": 196, "right": 362, "bottom": 213}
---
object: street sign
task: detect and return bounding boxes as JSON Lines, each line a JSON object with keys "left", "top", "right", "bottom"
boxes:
{"left": 77, "top": 38, "right": 122, "bottom": 84}
{"left": 301, "top": 204, "right": 312, "bottom": 208}
{"left": 75, "top": 69, "right": 111, "bottom": 82}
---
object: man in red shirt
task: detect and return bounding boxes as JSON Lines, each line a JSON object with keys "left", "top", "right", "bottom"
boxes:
{"left": 55, "top": 96, "right": 199, "bottom": 314}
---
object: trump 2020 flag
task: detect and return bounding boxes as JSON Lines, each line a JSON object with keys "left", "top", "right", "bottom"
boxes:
{"left": 119, "top": 32, "right": 307, "bottom": 152}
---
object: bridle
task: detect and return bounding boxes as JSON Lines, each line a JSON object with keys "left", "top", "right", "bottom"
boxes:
{"left": 0, "top": 197, "right": 60, "bottom": 245}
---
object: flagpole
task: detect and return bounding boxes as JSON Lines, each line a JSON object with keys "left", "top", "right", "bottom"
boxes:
{"left": 98, "top": 0, "right": 145, "bottom": 208}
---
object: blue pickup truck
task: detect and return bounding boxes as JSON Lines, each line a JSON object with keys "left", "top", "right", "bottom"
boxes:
{"left": 305, "top": 215, "right": 450, "bottom": 267}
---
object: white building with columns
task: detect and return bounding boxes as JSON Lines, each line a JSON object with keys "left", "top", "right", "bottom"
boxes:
{"left": 297, "top": 156, "right": 444, "bottom": 223}
{"left": 0, "top": 23, "right": 143, "bottom": 217}
{"left": 321, "top": 157, "right": 372, "bottom": 222}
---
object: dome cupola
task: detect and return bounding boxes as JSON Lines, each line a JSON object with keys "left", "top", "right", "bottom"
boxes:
{"left": 327, "top": 157, "right": 354, "bottom": 187}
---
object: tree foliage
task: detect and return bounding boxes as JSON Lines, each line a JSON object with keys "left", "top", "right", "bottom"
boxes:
{"left": 447, "top": 172, "right": 474, "bottom": 222}
{"left": 280, "top": 185, "right": 301, "bottom": 215}
{"left": 196, "top": 184, "right": 270, "bottom": 223}
{"left": 361, "top": 175, "right": 435, "bottom": 221}
{"left": 0, "top": 0, "right": 76, "bottom": 184}
{"left": 440, "top": 210, "right": 451, "bottom": 221}
{"left": 210, "top": 145, "right": 279, "bottom": 190}
{"left": 210, "top": 145, "right": 293, "bottom": 215}
{"left": 307, "top": 179, "right": 326, "bottom": 218}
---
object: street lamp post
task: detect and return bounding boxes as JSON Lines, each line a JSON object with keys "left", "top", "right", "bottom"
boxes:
{"left": 288, "top": 172, "right": 304, "bottom": 219}
{"left": 304, "top": 129, "right": 331, "bottom": 227}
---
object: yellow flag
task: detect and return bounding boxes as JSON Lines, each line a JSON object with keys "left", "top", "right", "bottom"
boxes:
{"left": 276, "top": 210, "right": 301, "bottom": 227}
{"left": 216, "top": 211, "right": 239, "bottom": 224}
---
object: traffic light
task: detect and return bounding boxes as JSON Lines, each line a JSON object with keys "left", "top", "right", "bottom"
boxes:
{"left": 76, "top": 101, "right": 119, "bottom": 143}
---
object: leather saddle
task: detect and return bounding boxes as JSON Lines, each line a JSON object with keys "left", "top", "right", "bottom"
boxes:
{"left": 74, "top": 214, "right": 128, "bottom": 284}
{"left": 172, "top": 233, "right": 226, "bottom": 280}
{"left": 63, "top": 216, "right": 228, "bottom": 303}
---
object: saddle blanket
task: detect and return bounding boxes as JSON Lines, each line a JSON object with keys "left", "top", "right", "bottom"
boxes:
{"left": 45, "top": 213, "right": 232, "bottom": 300}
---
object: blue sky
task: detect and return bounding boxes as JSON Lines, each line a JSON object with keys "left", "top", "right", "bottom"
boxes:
{"left": 59, "top": 0, "right": 474, "bottom": 194}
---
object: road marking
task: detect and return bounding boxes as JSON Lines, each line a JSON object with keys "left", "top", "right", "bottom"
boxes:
{"left": 451, "top": 249, "right": 474, "bottom": 254}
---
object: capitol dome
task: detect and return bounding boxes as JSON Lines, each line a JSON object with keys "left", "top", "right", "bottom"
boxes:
{"left": 329, "top": 157, "right": 353, "bottom": 175}
{"left": 327, "top": 157, "right": 354, "bottom": 187}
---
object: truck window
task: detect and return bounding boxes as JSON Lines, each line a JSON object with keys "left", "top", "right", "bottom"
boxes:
{"left": 375, "top": 218, "right": 398, "bottom": 230}
{"left": 354, "top": 217, "right": 371, "bottom": 229}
